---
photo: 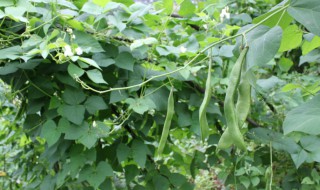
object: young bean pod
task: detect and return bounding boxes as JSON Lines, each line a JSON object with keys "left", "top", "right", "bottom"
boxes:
{"left": 199, "top": 52, "right": 212, "bottom": 141}
{"left": 217, "top": 46, "right": 249, "bottom": 151}
{"left": 157, "top": 87, "right": 174, "bottom": 156}
{"left": 235, "top": 60, "right": 251, "bottom": 127}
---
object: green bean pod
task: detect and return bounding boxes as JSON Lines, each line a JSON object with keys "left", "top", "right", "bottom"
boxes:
{"left": 235, "top": 60, "right": 251, "bottom": 127}
{"left": 199, "top": 55, "right": 212, "bottom": 141}
{"left": 157, "top": 87, "right": 174, "bottom": 156}
{"left": 217, "top": 47, "right": 249, "bottom": 151}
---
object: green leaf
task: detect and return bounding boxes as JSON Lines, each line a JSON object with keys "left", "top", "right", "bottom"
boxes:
{"left": 62, "top": 87, "right": 86, "bottom": 105}
{"left": 84, "top": 96, "right": 107, "bottom": 114}
{"left": 253, "top": 8, "right": 292, "bottom": 30}
{"left": 278, "top": 57, "right": 293, "bottom": 72}
{"left": 302, "top": 35, "right": 320, "bottom": 55}
{"left": 130, "top": 37, "right": 158, "bottom": 50}
{"left": 40, "top": 120, "right": 61, "bottom": 147}
{"left": 78, "top": 57, "right": 101, "bottom": 70}
{"left": 86, "top": 69, "right": 107, "bottom": 84}
{"left": 58, "top": 104, "right": 85, "bottom": 125}
{"left": 74, "top": 31, "right": 104, "bottom": 53}
{"left": 92, "top": 53, "right": 115, "bottom": 67}
{"left": 0, "top": 0, "right": 13, "bottom": 7}
{"left": 126, "top": 97, "right": 156, "bottom": 114}
{"left": 131, "top": 140, "right": 147, "bottom": 168}
{"left": 79, "top": 161, "right": 113, "bottom": 189}
{"left": 246, "top": 26, "right": 282, "bottom": 68}
{"left": 93, "top": 0, "right": 111, "bottom": 7}
{"left": 79, "top": 131, "right": 97, "bottom": 149}
{"left": 68, "top": 63, "right": 84, "bottom": 78}
{"left": 288, "top": 0, "right": 320, "bottom": 36}
{"left": 178, "top": 0, "right": 195, "bottom": 17}
{"left": 300, "top": 135, "right": 320, "bottom": 152}
{"left": 0, "top": 46, "right": 23, "bottom": 60}
{"left": 153, "top": 175, "right": 170, "bottom": 190}
{"left": 117, "top": 143, "right": 130, "bottom": 163}
{"left": 291, "top": 149, "right": 308, "bottom": 168}
{"left": 115, "top": 52, "right": 135, "bottom": 71}
{"left": 279, "top": 25, "right": 303, "bottom": 52}
{"left": 162, "top": 0, "right": 173, "bottom": 14}
{"left": 125, "top": 165, "right": 139, "bottom": 183}
{"left": 283, "top": 95, "right": 320, "bottom": 135}
{"left": 62, "top": 122, "right": 89, "bottom": 140}
{"left": 81, "top": 2, "right": 103, "bottom": 15}
{"left": 249, "top": 128, "right": 301, "bottom": 154}
{"left": 109, "top": 89, "right": 129, "bottom": 103}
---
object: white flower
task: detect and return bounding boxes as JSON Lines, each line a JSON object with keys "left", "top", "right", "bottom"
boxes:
{"left": 203, "top": 24, "right": 208, "bottom": 30}
{"left": 114, "top": 125, "right": 121, "bottom": 131}
{"left": 180, "top": 46, "right": 187, "bottom": 53}
{"left": 71, "top": 34, "right": 76, "bottom": 39}
{"left": 75, "top": 47, "right": 83, "bottom": 55}
{"left": 66, "top": 28, "right": 73, "bottom": 33}
{"left": 220, "top": 6, "right": 230, "bottom": 21}
{"left": 64, "top": 45, "right": 73, "bottom": 57}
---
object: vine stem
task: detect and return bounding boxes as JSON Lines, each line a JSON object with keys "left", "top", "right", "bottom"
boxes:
{"left": 76, "top": 5, "right": 289, "bottom": 94}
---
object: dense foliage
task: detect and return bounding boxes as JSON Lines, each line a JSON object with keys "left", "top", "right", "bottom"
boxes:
{"left": 1, "top": 0, "right": 320, "bottom": 189}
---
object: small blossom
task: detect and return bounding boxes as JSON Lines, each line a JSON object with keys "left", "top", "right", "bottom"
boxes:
{"left": 64, "top": 45, "right": 73, "bottom": 57}
{"left": 66, "top": 28, "right": 73, "bottom": 33}
{"left": 180, "top": 46, "right": 187, "bottom": 53}
{"left": 75, "top": 47, "right": 83, "bottom": 55}
{"left": 71, "top": 34, "right": 76, "bottom": 39}
{"left": 220, "top": 6, "right": 230, "bottom": 21}
{"left": 114, "top": 125, "right": 121, "bottom": 131}
{"left": 203, "top": 24, "right": 208, "bottom": 30}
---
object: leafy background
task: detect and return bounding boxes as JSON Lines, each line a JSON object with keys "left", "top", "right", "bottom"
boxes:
{"left": 0, "top": 0, "right": 320, "bottom": 189}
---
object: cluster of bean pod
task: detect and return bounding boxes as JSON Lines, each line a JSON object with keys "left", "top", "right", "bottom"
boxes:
{"left": 217, "top": 46, "right": 250, "bottom": 151}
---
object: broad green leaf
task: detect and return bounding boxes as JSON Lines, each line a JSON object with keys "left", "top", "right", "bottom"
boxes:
{"left": 0, "top": 0, "right": 14, "bottom": 7}
{"left": 86, "top": 69, "right": 107, "bottom": 84}
{"left": 178, "top": 0, "right": 195, "bottom": 17}
{"left": 81, "top": 2, "right": 103, "bottom": 15}
{"left": 219, "top": 45, "right": 234, "bottom": 58}
{"left": 278, "top": 57, "right": 293, "bottom": 72}
{"left": 299, "top": 49, "right": 320, "bottom": 66}
{"left": 58, "top": 104, "right": 85, "bottom": 125}
{"left": 74, "top": 31, "right": 104, "bottom": 53}
{"left": 288, "top": 0, "right": 320, "bottom": 36}
{"left": 153, "top": 175, "right": 170, "bottom": 190}
{"left": 291, "top": 149, "right": 308, "bottom": 168}
{"left": 84, "top": 96, "right": 107, "bottom": 114}
{"left": 40, "top": 120, "right": 61, "bottom": 147}
{"left": 112, "top": 0, "right": 133, "bottom": 6}
{"left": 246, "top": 26, "right": 282, "bottom": 68}
{"left": 93, "top": 0, "right": 110, "bottom": 7}
{"left": 79, "top": 161, "right": 113, "bottom": 189}
{"left": 125, "top": 165, "right": 139, "bottom": 183}
{"left": 107, "top": 15, "right": 126, "bottom": 32}
{"left": 79, "top": 132, "right": 97, "bottom": 149}
{"left": 131, "top": 140, "right": 147, "bottom": 168}
{"left": 168, "top": 173, "right": 187, "bottom": 187}
{"left": 115, "top": 52, "right": 135, "bottom": 71}
{"left": 283, "top": 95, "right": 320, "bottom": 135}
{"left": 62, "top": 122, "right": 89, "bottom": 140}
{"left": 279, "top": 25, "right": 302, "bottom": 52}
{"left": 92, "top": 53, "right": 115, "bottom": 67}
{"left": 78, "top": 57, "right": 101, "bottom": 70}
{"left": 68, "top": 63, "right": 84, "bottom": 78}
{"left": 249, "top": 128, "right": 301, "bottom": 154}
{"left": 130, "top": 37, "right": 158, "bottom": 51}
{"left": 62, "top": 87, "right": 86, "bottom": 105}
{"left": 109, "top": 89, "right": 129, "bottom": 103}
{"left": 21, "top": 35, "right": 42, "bottom": 48}
{"left": 0, "top": 64, "right": 18, "bottom": 75}
{"left": 302, "top": 36, "right": 320, "bottom": 55}
{"left": 117, "top": 143, "right": 130, "bottom": 163}
{"left": 125, "top": 97, "right": 156, "bottom": 114}
{"left": 300, "top": 135, "right": 320, "bottom": 152}
{"left": 162, "top": 0, "right": 173, "bottom": 14}
{"left": 253, "top": 8, "right": 292, "bottom": 30}
{"left": 0, "top": 46, "right": 23, "bottom": 60}
{"left": 281, "top": 83, "right": 301, "bottom": 92}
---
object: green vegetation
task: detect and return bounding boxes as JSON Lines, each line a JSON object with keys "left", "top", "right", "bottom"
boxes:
{"left": 1, "top": 0, "right": 320, "bottom": 189}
